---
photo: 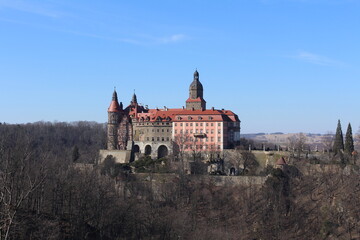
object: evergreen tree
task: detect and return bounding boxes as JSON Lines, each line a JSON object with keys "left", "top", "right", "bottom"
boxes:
{"left": 344, "top": 123, "right": 354, "bottom": 154}
{"left": 72, "top": 145, "right": 80, "bottom": 162}
{"left": 333, "top": 120, "right": 344, "bottom": 154}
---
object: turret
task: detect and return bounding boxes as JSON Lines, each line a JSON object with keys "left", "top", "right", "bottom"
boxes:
{"left": 107, "top": 89, "right": 121, "bottom": 150}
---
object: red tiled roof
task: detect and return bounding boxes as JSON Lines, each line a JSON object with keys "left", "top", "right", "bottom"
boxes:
{"left": 276, "top": 157, "right": 287, "bottom": 165}
{"left": 108, "top": 101, "right": 120, "bottom": 112}
{"left": 134, "top": 107, "right": 239, "bottom": 123}
{"left": 185, "top": 97, "right": 206, "bottom": 103}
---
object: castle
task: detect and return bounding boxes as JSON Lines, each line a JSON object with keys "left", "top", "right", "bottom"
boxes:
{"left": 101, "top": 70, "right": 241, "bottom": 162}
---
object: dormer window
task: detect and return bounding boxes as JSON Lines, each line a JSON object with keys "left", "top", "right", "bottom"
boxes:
{"left": 188, "top": 116, "right": 192, "bottom": 120}
{"left": 177, "top": 116, "right": 181, "bottom": 120}
{"left": 208, "top": 116, "right": 213, "bottom": 120}
{"left": 198, "top": 116, "right": 202, "bottom": 120}
{"left": 156, "top": 116, "right": 162, "bottom": 121}
{"left": 166, "top": 117, "right": 171, "bottom": 121}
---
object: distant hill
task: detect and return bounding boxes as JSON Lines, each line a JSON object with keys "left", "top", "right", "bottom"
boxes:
{"left": 241, "top": 132, "right": 341, "bottom": 151}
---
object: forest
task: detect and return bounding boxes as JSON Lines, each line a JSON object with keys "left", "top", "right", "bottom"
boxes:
{"left": 0, "top": 121, "right": 360, "bottom": 239}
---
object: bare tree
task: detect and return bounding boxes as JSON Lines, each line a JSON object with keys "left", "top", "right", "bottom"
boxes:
{"left": 0, "top": 129, "right": 47, "bottom": 240}
{"left": 287, "top": 133, "right": 307, "bottom": 159}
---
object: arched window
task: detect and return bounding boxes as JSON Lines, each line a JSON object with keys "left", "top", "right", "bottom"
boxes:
{"left": 145, "top": 145, "right": 152, "bottom": 155}
{"left": 157, "top": 145, "right": 168, "bottom": 159}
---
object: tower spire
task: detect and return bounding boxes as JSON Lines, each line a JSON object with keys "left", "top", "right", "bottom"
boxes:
{"left": 194, "top": 69, "right": 199, "bottom": 80}
{"left": 112, "top": 87, "right": 118, "bottom": 101}
{"left": 132, "top": 89, "right": 137, "bottom": 104}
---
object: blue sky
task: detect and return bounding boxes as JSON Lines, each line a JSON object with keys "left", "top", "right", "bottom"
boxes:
{"left": 0, "top": 0, "right": 359, "bottom": 133}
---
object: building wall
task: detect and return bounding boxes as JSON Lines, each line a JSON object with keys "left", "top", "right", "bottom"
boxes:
{"left": 99, "top": 149, "right": 132, "bottom": 164}
{"left": 132, "top": 121, "right": 172, "bottom": 142}
{"left": 132, "top": 120, "right": 173, "bottom": 158}
{"left": 186, "top": 101, "right": 205, "bottom": 111}
{"left": 133, "top": 141, "right": 172, "bottom": 159}
{"left": 173, "top": 121, "right": 224, "bottom": 151}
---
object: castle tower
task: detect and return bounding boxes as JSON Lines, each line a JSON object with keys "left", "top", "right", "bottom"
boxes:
{"left": 186, "top": 70, "right": 206, "bottom": 110}
{"left": 107, "top": 89, "right": 121, "bottom": 150}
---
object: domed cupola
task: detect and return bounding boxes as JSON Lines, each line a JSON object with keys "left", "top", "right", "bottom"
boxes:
{"left": 186, "top": 70, "right": 206, "bottom": 110}
{"left": 189, "top": 69, "right": 203, "bottom": 99}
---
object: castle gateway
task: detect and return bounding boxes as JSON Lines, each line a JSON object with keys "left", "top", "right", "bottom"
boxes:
{"left": 100, "top": 70, "right": 241, "bottom": 163}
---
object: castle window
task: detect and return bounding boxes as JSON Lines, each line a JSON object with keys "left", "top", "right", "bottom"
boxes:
{"left": 162, "top": 129, "right": 164, "bottom": 132}
{"left": 218, "top": 130, "right": 221, "bottom": 134}
{"left": 196, "top": 129, "right": 198, "bottom": 133}
{"left": 152, "top": 137, "right": 154, "bottom": 141}
{"left": 217, "top": 145, "right": 221, "bottom": 149}
{"left": 157, "top": 129, "right": 159, "bottom": 132}
{"left": 175, "top": 130, "right": 177, "bottom": 134}
{"left": 180, "top": 123, "right": 183, "bottom": 126}
{"left": 186, "top": 130, "right": 188, "bottom": 134}
{"left": 196, "top": 123, "right": 198, "bottom": 126}
{"left": 200, "top": 129, "right": 203, "bottom": 133}
{"left": 190, "top": 130, "right": 193, "bottom": 133}
{"left": 167, "top": 137, "right": 169, "bottom": 141}
{"left": 206, "top": 123, "right": 209, "bottom": 126}
{"left": 211, "top": 130, "right": 214, "bottom": 134}
{"left": 211, "top": 137, "right": 214, "bottom": 142}
{"left": 157, "top": 137, "right": 160, "bottom": 141}
{"left": 147, "top": 137, "right": 149, "bottom": 141}
{"left": 167, "top": 129, "right": 169, "bottom": 132}
{"left": 200, "top": 123, "right": 203, "bottom": 126}
{"left": 206, "top": 130, "right": 209, "bottom": 134}
{"left": 190, "top": 123, "right": 193, "bottom": 126}
{"left": 186, "top": 123, "right": 188, "bottom": 126}
{"left": 211, "top": 123, "right": 214, "bottom": 127}
{"left": 175, "top": 123, "right": 177, "bottom": 126}
{"left": 218, "top": 137, "right": 221, "bottom": 142}
{"left": 218, "top": 123, "right": 221, "bottom": 126}
{"left": 162, "top": 137, "right": 164, "bottom": 141}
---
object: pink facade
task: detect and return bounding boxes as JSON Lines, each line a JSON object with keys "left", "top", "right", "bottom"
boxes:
{"left": 171, "top": 109, "right": 240, "bottom": 152}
